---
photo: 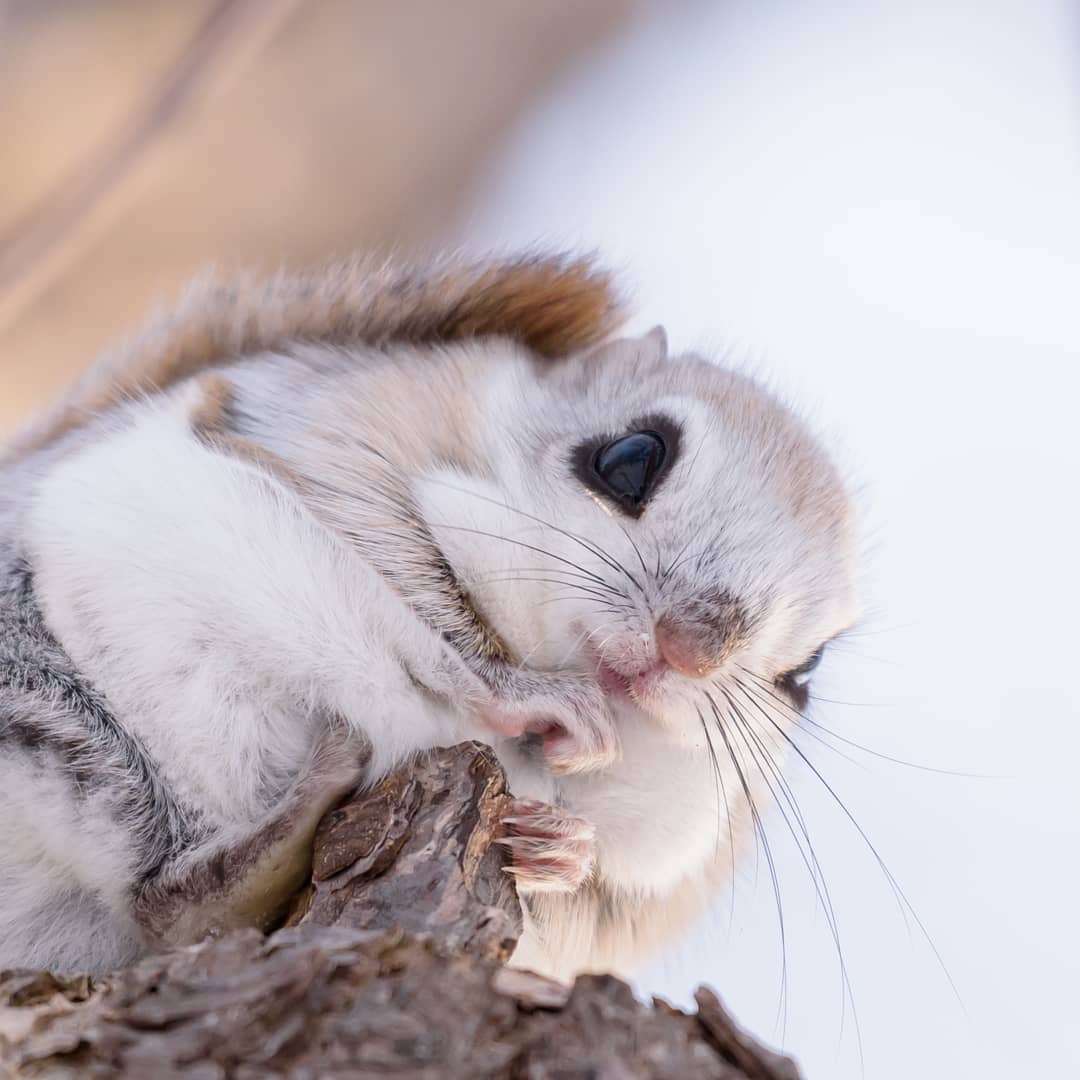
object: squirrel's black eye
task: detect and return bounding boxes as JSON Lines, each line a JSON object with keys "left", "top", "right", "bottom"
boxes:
{"left": 782, "top": 646, "right": 825, "bottom": 691}
{"left": 592, "top": 431, "right": 667, "bottom": 510}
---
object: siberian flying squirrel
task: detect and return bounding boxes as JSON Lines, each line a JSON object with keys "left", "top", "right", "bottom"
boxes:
{"left": 0, "top": 254, "right": 857, "bottom": 980}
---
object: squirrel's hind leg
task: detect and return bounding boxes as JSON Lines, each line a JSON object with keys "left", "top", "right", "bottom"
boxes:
{"left": 133, "top": 728, "right": 369, "bottom": 951}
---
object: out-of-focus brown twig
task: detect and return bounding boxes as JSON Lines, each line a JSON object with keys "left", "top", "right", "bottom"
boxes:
{"left": 0, "top": 0, "right": 300, "bottom": 334}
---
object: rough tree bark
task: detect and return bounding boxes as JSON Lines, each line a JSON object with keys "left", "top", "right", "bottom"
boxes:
{"left": 0, "top": 743, "right": 802, "bottom": 1079}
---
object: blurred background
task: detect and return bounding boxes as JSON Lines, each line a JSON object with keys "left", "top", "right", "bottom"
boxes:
{"left": 2, "top": 2, "right": 1078, "bottom": 1076}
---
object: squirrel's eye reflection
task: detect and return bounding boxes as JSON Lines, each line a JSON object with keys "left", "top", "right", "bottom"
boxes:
{"left": 592, "top": 432, "right": 666, "bottom": 510}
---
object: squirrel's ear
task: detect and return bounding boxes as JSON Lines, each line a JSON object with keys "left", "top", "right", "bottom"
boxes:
{"left": 574, "top": 324, "right": 669, "bottom": 365}
{"left": 640, "top": 324, "right": 669, "bottom": 359}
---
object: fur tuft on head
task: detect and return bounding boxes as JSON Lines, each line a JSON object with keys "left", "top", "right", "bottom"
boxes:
{"left": 5, "top": 252, "right": 624, "bottom": 460}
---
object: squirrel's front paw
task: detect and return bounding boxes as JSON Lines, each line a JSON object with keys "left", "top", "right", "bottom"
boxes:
{"left": 498, "top": 799, "right": 595, "bottom": 894}
{"left": 480, "top": 672, "right": 619, "bottom": 774}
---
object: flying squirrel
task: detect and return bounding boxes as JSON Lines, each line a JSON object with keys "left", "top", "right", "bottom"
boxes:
{"left": 0, "top": 253, "right": 857, "bottom": 980}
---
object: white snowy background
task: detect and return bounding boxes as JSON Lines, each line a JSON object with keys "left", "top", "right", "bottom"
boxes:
{"left": 458, "top": 2, "right": 1080, "bottom": 1076}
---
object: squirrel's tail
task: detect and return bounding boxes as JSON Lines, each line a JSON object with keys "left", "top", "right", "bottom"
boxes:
{"left": 6, "top": 251, "right": 623, "bottom": 460}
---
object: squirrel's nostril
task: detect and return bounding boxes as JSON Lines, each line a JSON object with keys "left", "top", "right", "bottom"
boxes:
{"left": 653, "top": 616, "right": 716, "bottom": 679}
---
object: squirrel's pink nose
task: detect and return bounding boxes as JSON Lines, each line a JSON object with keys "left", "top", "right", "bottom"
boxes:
{"left": 653, "top": 616, "right": 717, "bottom": 679}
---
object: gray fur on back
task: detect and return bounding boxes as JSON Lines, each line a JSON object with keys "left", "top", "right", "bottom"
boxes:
{"left": 0, "top": 450, "right": 201, "bottom": 970}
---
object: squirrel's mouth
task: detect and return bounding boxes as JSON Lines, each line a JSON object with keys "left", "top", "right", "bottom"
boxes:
{"left": 594, "top": 658, "right": 671, "bottom": 705}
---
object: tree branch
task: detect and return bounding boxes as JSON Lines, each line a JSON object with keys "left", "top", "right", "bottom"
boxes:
{"left": 0, "top": 744, "right": 801, "bottom": 1079}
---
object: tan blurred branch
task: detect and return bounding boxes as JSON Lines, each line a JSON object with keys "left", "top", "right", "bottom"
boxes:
{"left": 0, "top": 0, "right": 300, "bottom": 334}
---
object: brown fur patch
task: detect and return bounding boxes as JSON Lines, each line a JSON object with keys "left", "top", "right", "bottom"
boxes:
{"left": 6, "top": 253, "right": 623, "bottom": 460}
{"left": 189, "top": 373, "right": 310, "bottom": 493}
{"left": 187, "top": 373, "right": 235, "bottom": 437}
